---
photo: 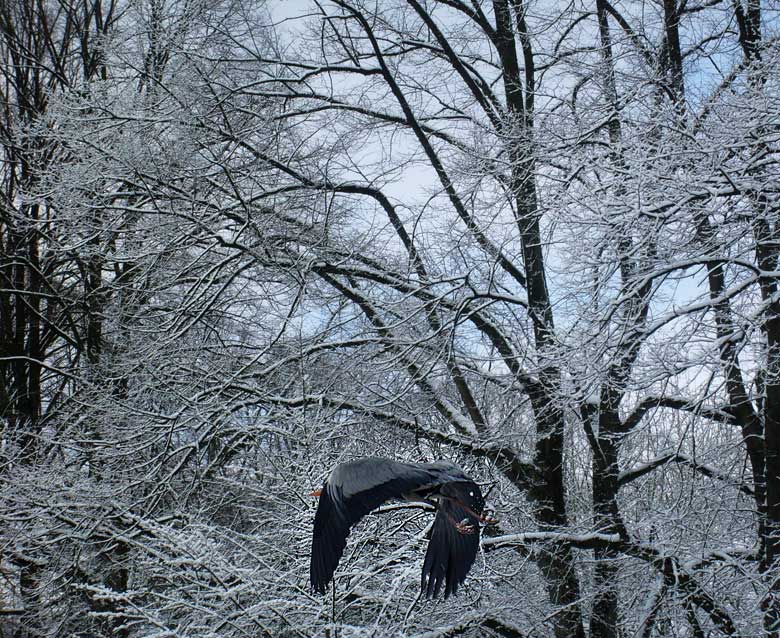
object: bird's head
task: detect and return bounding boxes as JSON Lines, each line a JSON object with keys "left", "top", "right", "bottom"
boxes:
{"left": 441, "top": 480, "right": 485, "bottom": 515}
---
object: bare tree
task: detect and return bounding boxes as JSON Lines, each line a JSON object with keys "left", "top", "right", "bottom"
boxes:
{"left": 0, "top": 0, "right": 123, "bottom": 631}
{"left": 2, "top": 0, "right": 780, "bottom": 636}
{"left": 236, "top": 0, "right": 780, "bottom": 635}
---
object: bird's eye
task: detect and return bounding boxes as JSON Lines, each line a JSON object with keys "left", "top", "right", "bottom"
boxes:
{"left": 469, "top": 491, "right": 474, "bottom": 497}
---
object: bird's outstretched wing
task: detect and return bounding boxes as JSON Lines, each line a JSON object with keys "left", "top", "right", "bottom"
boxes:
{"left": 310, "top": 458, "right": 439, "bottom": 594}
{"left": 421, "top": 483, "right": 482, "bottom": 599}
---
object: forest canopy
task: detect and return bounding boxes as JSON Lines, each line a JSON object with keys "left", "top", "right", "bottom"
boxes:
{"left": 1, "top": 0, "right": 779, "bottom": 636}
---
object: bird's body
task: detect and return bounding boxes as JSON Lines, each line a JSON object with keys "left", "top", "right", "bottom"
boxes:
{"left": 310, "top": 457, "right": 487, "bottom": 598}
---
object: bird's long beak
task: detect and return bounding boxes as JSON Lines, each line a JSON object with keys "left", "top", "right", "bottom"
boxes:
{"left": 309, "top": 489, "right": 323, "bottom": 497}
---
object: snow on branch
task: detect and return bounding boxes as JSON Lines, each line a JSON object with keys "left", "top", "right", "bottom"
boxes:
{"left": 483, "top": 531, "right": 738, "bottom": 635}
{"left": 622, "top": 395, "right": 737, "bottom": 432}
{"left": 410, "top": 611, "right": 524, "bottom": 638}
{"left": 482, "top": 531, "right": 622, "bottom": 552}
{"left": 619, "top": 451, "right": 754, "bottom": 496}
{"left": 267, "top": 393, "right": 540, "bottom": 490}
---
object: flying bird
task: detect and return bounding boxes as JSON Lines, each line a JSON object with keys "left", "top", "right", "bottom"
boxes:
{"left": 309, "top": 457, "right": 490, "bottom": 599}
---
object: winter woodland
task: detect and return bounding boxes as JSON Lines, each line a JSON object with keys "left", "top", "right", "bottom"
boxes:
{"left": 1, "top": 0, "right": 780, "bottom": 636}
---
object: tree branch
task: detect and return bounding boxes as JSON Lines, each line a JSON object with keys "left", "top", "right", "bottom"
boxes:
{"left": 622, "top": 395, "right": 737, "bottom": 432}
{"left": 619, "top": 451, "right": 754, "bottom": 496}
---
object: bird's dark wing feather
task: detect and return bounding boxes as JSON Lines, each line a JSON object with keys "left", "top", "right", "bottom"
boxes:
{"left": 421, "top": 495, "right": 481, "bottom": 599}
{"left": 310, "top": 483, "right": 349, "bottom": 594}
{"left": 310, "top": 461, "right": 439, "bottom": 594}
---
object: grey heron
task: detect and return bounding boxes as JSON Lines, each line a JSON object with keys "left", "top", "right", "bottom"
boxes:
{"left": 309, "top": 457, "right": 490, "bottom": 599}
